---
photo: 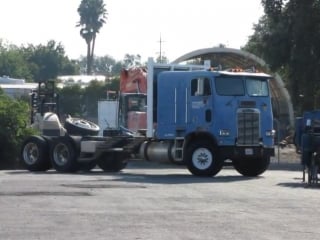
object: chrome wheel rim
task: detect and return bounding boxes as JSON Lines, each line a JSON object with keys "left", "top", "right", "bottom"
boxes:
{"left": 53, "top": 143, "right": 69, "bottom": 166}
{"left": 73, "top": 119, "right": 93, "bottom": 129}
{"left": 23, "top": 142, "right": 39, "bottom": 165}
{"left": 192, "top": 148, "right": 212, "bottom": 170}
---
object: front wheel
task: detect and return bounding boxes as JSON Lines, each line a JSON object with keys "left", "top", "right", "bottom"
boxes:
{"left": 185, "top": 140, "right": 223, "bottom": 177}
{"left": 97, "top": 152, "right": 128, "bottom": 172}
{"left": 233, "top": 157, "right": 270, "bottom": 177}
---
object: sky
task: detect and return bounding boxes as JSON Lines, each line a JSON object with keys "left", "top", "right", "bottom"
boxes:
{"left": 0, "top": 0, "right": 264, "bottom": 62}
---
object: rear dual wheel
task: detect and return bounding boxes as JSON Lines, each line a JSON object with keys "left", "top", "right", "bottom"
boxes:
{"left": 20, "top": 136, "right": 51, "bottom": 171}
{"left": 97, "top": 152, "right": 128, "bottom": 172}
{"left": 21, "top": 135, "right": 97, "bottom": 173}
{"left": 50, "top": 136, "right": 79, "bottom": 172}
{"left": 50, "top": 136, "right": 97, "bottom": 172}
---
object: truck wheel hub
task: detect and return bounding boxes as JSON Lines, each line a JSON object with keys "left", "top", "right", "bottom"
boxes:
{"left": 192, "top": 148, "right": 212, "bottom": 170}
{"left": 53, "top": 144, "right": 69, "bottom": 166}
{"left": 24, "top": 143, "right": 39, "bottom": 164}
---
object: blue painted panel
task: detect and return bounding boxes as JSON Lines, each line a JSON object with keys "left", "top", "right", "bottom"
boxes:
{"left": 155, "top": 71, "right": 274, "bottom": 149}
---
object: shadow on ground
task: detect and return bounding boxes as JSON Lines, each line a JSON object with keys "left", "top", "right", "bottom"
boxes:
{"left": 268, "top": 162, "right": 302, "bottom": 172}
{"left": 5, "top": 169, "right": 261, "bottom": 185}
{"left": 277, "top": 181, "right": 320, "bottom": 189}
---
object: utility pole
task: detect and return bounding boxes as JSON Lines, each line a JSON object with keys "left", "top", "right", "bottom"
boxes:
{"left": 157, "top": 34, "right": 165, "bottom": 63}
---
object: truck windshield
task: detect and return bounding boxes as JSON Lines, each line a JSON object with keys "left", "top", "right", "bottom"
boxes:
{"left": 246, "top": 78, "right": 269, "bottom": 97}
{"left": 215, "top": 77, "right": 244, "bottom": 96}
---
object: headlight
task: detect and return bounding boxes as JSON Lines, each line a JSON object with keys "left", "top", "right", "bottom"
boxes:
{"left": 266, "top": 130, "right": 276, "bottom": 137}
{"left": 219, "top": 129, "right": 230, "bottom": 136}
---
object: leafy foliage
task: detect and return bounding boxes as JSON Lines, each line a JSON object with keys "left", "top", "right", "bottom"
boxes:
{"left": 77, "top": 0, "right": 107, "bottom": 74}
{"left": 0, "top": 40, "right": 79, "bottom": 82}
{"left": 26, "top": 40, "right": 79, "bottom": 81}
{"left": 156, "top": 54, "right": 169, "bottom": 64}
{"left": 244, "top": 0, "right": 320, "bottom": 115}
{"left": 0, "top": 91, "right": 37, "bottom": 168}
{"left": 58, "top": 84, "right": 84, "bottom": 117}
{"left": 57, "top": 77, "right": 119, "bottom": 119}
{"left": 123, "top": 54, "right": 142, "bottom": 68}
{"left": 78, "top": 54, "right": 124, "bottom": 76}
{"left": 0, "top": 42, "right": 33, "bottom": 80}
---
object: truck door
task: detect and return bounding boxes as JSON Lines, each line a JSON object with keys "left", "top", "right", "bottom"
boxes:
{"left": 188, "top": 76, "right": 213, "bottom": 129}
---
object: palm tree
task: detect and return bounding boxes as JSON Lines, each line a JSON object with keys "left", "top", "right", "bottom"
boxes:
{"left": 77, "top": 0, "right": 107, "bottom": 75}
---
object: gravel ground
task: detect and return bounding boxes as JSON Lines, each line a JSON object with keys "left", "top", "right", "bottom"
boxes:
{"left": 0, "top": 159, "right": 319, "bottom": 240}
{"left": 271, "top": 144, "right": 300, "bottom": 164}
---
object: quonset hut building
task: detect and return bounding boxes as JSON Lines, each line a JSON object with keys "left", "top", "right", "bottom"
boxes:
{"left": 172, "top": 47, "right": 293, "bottom": 141}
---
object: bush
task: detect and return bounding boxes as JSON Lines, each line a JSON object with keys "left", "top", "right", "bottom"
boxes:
{"left": 0, "top": 91, "right": 37, "bottom": 169}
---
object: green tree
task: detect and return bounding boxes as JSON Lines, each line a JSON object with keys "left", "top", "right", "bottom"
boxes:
{"left": 82, "top": 80, "right": 107, "bottom": 118}
{"left": 0, "top": 42, "right": 33, "bottom": 80}
{"left": 105, "top": 76, "right": 120, "bottom": 92}
{"left": 93, "top": 55, "right": 116, "bottom": 76}
{"left": 77, "top": 0, "right": 108, "bottom": 75}
{"left": 123, "top": 54, "right": 142, "bottom": 68}
{"left": 25, "top": 40, "right": 79, "bottom": 82}
{"left": 79, "top": 55, "right": 124, "bottom": 76}
{"left": 57, "top": 85, "right": 84, "bottom": 117}
{"left": 57, "top": 78, "right": 120, "bottom": 121}
{"left": 0, "top": 40, "right": 78, "bottom": 82}
{"left": 0, "top": 90, "right": 36, "bottom": 168}
{"left": 156, "top": 54, "right": 169, "bottom": 64}
{"left": 244, "top": 0, "right": 320, "bottom": 115}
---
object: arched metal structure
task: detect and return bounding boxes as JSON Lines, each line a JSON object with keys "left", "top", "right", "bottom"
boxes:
{"left": 172, "top": 47, "right": 294, "bottom": 138}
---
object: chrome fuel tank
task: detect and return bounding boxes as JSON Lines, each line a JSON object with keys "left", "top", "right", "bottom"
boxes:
{"left": 139, "top": 141, "right": 173, "bottom": 163}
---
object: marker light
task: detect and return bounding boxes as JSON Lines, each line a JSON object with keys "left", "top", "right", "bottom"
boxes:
{"left": 219, "top": 129, "right": 230, "bottom": 136}
{"left": 266, "top": 130, "right": 276, "bottom": 137}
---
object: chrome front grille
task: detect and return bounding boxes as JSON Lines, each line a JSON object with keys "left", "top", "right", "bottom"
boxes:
{"left": 237, "top": 109, "right": 260, "bottom": 145}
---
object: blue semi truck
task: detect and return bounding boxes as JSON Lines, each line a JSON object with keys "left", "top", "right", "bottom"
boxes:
{"left": 139, "top": 58, "right": 275, "bottom": 177}
{"left": 21, "top": 58, "right": 275, "bottom": 177}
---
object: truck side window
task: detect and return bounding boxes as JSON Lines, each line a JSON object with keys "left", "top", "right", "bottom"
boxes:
{"left": 203, "top": 78, "right": 211, "bottom": 96}
{"left": 191, "top": 79, "right": 198, "bottom": 96}
{"left": 191, "top": 77, "right": 211, "bottom": 96}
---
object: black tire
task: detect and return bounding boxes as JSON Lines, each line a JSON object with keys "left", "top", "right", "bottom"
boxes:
{"left": 185, "top": 140, "right": 223, "bottom": 177}
{"left": 233, "top": 157, "right": 270, "bottom": 177}
{"left": 64, "top": 117, "right": 100, "bottom": 136}
{"left": 78, "top": 161, "right": 97, "bottom": 172}
{"left": 97, "top": 152, "right": 128, "bottom": 172}
{"left": 20, "top": 136, "right": 51, "bottom": 171}
{"left": 50, "top": 136, "right": 78, "bottom": 172}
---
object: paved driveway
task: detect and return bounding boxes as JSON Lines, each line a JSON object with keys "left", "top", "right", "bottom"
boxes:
{"left": 0, "top": 161, "right": 319, "bottom": 240}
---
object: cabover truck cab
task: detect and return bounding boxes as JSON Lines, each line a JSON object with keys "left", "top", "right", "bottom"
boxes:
{"left": 140, "top": 58, "right": 275, "bottom": 177}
